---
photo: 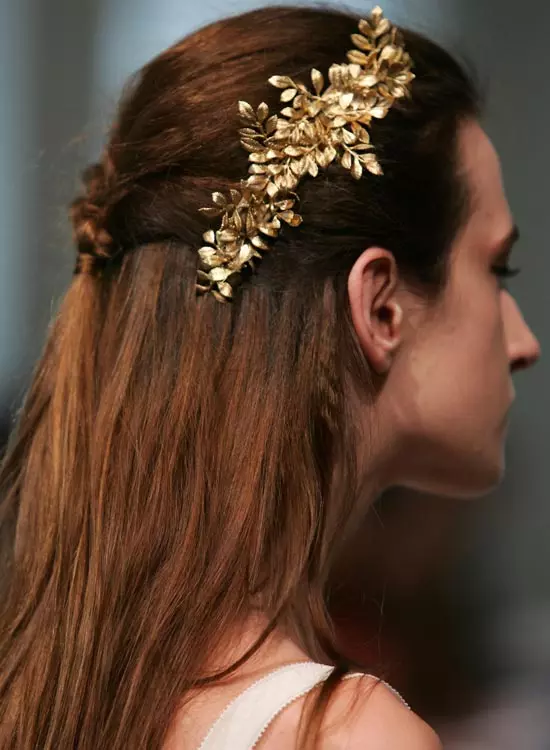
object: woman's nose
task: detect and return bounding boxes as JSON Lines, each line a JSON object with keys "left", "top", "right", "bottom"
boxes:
{"left": 504, "top": 292, "right": 541, "bottom": 373}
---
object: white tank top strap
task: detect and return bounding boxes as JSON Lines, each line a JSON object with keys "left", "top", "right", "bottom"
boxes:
{"left": 196, "top": 660, "right": 410, "bottom": 750}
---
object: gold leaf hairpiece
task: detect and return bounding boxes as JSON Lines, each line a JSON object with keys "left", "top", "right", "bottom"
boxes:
{"left": 196, "top": 5, "right": 414, "bottom": 303}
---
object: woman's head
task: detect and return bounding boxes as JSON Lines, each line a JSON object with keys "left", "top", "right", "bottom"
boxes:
{"left": 0, "top": 5, "right": 539, "bottom": 749}
{"left": 71, "top": 5, "right": 538, "bottom": 501}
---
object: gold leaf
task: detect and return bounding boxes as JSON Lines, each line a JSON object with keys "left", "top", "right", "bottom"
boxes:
{"left": 203, "top": 230, "right": 216, "bottom": 244}
{"left": 308, "top": 99, "right": 324, "bottom": 117}
{"left": 276, "top": 199, "right": 294, "bottom": 210}
{"left": 198, "top": 246, "right": 218, "bottom": 264}
{"left": 266, "top": 181, "right": 279, "bottom": 198}
{"left": 396, "top": 71, "right": 415, "bottom": 85}
{"left": 351, "top": 33, "right": 374, "bottom": 52}
{"left": 247, "top": 176, "right": 269, "bottom": 191}
{"left": 230, "top": 189, "right": 242, "bottom": 204}
{"left": 341, "top": 151, "right": 353, "bottom": 170}
{"left": 380, "top": 44, "right": 397, "bottom": 61}
{"left": 291, "top": 158, "right": 304, "bottom": 176}
{"left": 369, "top": 105, "right": 388, "bottom": 118}
{"left": 258, "top": 223, "right": 279, "bottom": 238}
{"left": 361, "top": 73, "right": 378, "bottom": 87}
{"left": 237, "top": 243, "right": 254, "bottom": 264}
{"left": 281, "top": 88, "right": 298, "bottom": 102}
{"left": 389, "top": 83, "right": 407, "bottom": 99}
{"left": 357, "top": 112, "right": 373, "bottom": 126}
{"left": 351, "top": 158, "right": 363, "bottom": 179}
{"left": 280, "top": 210, "right": 296, "bottom": 224}
{"left": 373, "top": 18, "right": 391, "bottom": 38}
{"left": 251, "top": 235, "right": 269, "bottom": 250}
{"left": 257, "top": 102, "right": 269, "bottom": 122}
{"left": 280, "top": 107, "right": 296, "bottom": 119}
{"left": 332, "top": 116, "right": 348, "bottom": 128}
{"left": 358, "top": 18, "right": 374, "bottom": 36}
{"left": 339, "top": 92, "right": 354, "bottom": 109}
{"left": 265, "top": 149, "right": 284, "bottom": 159}
{"left": 392, "top": 48, "right": 404, "bottom": 64}
{"left": 311, "top": 68, "right": 324, "bottom": 95}
{"left": 238, "top": 100, "right": 256, "bottom": 122}
{"left": 303, "top": 122, "right": 317, "bottom": 141}
{"left": 285, "top": 173, "right": 299, "bottom": 190}
{"left": 210, "top": 266, "right": 231, "bottom": 283}
{"left": 328, "top": 64, "right": 343, "bottom": 87}
{"left": 241, "top": 139, "right": 262, "bottom": 153}
{"left": 314, "top": 117, "right": 328, "bottom": 139}
{"left": 249, "top": 164, "right": 267, "bottom": 175}
{"left": 294, "top": 158, "right": 307, "bottom": 177}
{"left": 268, "top": 75, "right": 295, "bottom": 89}
{"left": 354, "top": 143, "right": 374, "bottom": 151}
{"left": 342, "top": 128, "right": 357, "bottom": 145}
{"left": 213, "top": 283, "right": 233, "bottom": 302}
{"left": 307, "top": 156, "right": 319, "bottom": 177}
{"left": 273, "top": 120, "right": 292, "bottom": 135}
{"left": 315, "top": 149, "right": 327, "bottom": 168}
{"left": 347, "top": 50, "right": 369, "bottom": 66}
{"left": 287, "top": 213, "right": 303, "bottom": 227}
{"left": 212, "top": 192, "right": 226, "bottom": 206}
{"left": 284, "top": 145, "right": 304, "bottom": 157}
{"left": 218, "top": 229, "right": 239, "bottom": 243}
{"left": 199, "top": 207, "right": 223, "bottom": 219}
{"left": 325, "top": 145, "right": 337, "bottom": 164}
{"left": 361, "top": 153, "right": 383, "bottom": 175}
{"left": 246, "top": 212, "right": 256, "bottom": 236}
{"left": 233, "top": 210, "right": 243, "bottom": 233}
{"left": 249, "top": 152, "right": 268, "bottom": 163}
{"left": 239, "top": 127, "right": 261, "bottom": 138}
{"left": 266, "top": 115, "right": 278, "bottom": 135}
{"left": 351, "top": 122, "right": 371, "bottom": 142}
{"left": 349, "top": 63, "right": 362, "bottom": 78}
{"left": 267, "top": 163, "right": 284, "bottom": 175}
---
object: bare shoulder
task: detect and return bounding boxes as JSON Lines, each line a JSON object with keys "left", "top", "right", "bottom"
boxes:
{"left": 320, "top": 674, "right": 443, "bottom": 750}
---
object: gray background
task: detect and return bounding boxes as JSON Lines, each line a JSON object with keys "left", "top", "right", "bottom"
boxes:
{"left": 1, "top": 1, "right": 548, "bottom": 746}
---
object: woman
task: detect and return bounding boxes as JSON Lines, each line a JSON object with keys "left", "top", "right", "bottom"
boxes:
{"left": 0, "top": 4, "right": 540, "bottom": 749}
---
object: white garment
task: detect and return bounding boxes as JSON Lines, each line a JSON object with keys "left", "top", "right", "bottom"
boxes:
{"left": 197, "top": 660, "right": 410, "bottom": 750}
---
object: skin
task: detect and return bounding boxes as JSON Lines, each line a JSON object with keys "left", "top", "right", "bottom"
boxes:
{"left": 349, "top": 119, "right": 540, "bottom": 500}
{"left": 167, "top": 120, "right": 540, "bottom": 749}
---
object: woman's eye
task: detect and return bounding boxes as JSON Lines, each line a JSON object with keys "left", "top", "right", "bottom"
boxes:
{"left": 493, "top": 265, "right": 521, "bottom": 289}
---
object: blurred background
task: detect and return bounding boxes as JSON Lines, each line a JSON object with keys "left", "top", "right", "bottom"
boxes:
{"left": 1, "top": 0, "right": 548, "bottom": 747}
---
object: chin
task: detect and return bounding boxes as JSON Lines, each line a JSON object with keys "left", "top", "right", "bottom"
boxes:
{"left": 405, "top": 448, "right": 506, "bottom": 500}
{"left": 445, "top": 456, "right": 506, "bottom": 499}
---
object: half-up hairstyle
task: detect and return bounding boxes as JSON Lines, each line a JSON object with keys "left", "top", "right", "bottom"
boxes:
{"left": 0, "top": 5, "right": 480, "bottom": 749}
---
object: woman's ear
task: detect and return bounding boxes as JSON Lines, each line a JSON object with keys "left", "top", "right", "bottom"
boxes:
{"left": 347, "top": 247, "right": 403, "bottom": 374}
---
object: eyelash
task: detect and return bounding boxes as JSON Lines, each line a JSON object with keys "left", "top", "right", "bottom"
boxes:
{"left": 493, "top": 265, "right": 521, "bottom": 288}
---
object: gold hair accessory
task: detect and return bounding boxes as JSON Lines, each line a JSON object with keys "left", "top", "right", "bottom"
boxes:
{"left": 196, "top": 6, "right": 414, "bottom": 302}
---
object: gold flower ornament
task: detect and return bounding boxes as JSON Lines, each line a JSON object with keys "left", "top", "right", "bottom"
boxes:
{"left": 196, "top": 6, "right": 415, "bottom": 302}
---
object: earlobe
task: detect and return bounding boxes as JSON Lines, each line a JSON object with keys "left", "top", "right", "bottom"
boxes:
{"left": 348, "top": 248, "right": 403, "bottom": 375}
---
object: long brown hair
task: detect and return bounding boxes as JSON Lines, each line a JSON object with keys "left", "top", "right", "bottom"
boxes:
{"left": 0, "top": 5, "right": 480, "bottom": 748}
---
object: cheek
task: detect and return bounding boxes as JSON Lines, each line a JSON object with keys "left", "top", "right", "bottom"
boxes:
{"left": 405, "top": 284, "right": 508, "bottom": 424}
{"left": 442, "top": 271, "right": 507, "bottom": 367}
